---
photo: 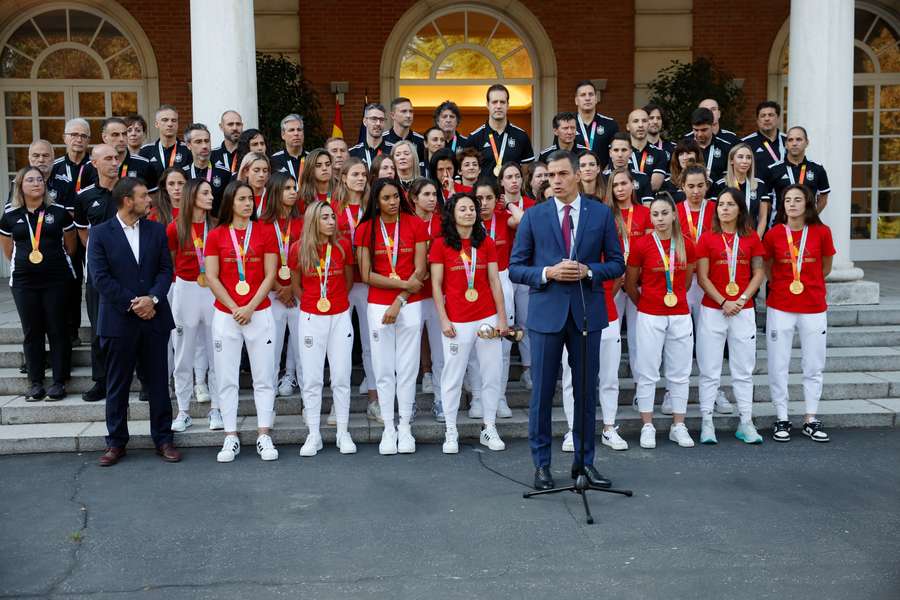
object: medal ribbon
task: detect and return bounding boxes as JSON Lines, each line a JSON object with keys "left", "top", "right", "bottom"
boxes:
{"left": 684, "top": 200, "right": 707, "bottom": 242}
{"left": 460, "top": 246, "right": 477, "bottom": 293}
{"left": 784, "top": 224, "right": 808, "bottom": 282}
{"left": 621, "top": 207, "right": 634, "bottom": 257}
{"left": 639, "top": 149, "right": 648, "bottom": 173}
{"left": 763, "top": 140, "right": 779, "bottom": 162}
{"left": 488, "top": 132, "right": 508, "bottom": 171}
{"left": 229, "top": 152, "right": 237, "bottom": 174}
{"left": 315, "top": 243, "right": 332, "bottom": 299}
{"left": 344, "top": 205, "right": 362, "bottom": 247}
{"left": 578, "top": 118, "right": 596, "bottom": 149}
{"left": 26, "top": 210, "right": 44, "bottom": 254}
{"left": 273, "top": 218, "right": 291, "bottom": 270}
{"left": 722, "top": 232, "right": 739, "bottom": 287}
{"left": 159, "top": 141, "right": 177, "bottom": 167}
{"left": 787, "top": 162, "right": 807, "bottom": 185}
{"left": 255, "top": 188, "right": 267, "bottom": 218}
{"left": 192, "top": 221, "right": 208, "bottom": 276}
{"left": 75, "top": 164, "right": 85, "bottom": 193}
{"left": 489, "top": 214, "right": 496, "bottom": 240}
{"left": 379, "top": 217, "right": 400, "bottom": 275}
{"left": 706, "top": 144, "right": 715, "bottom": 174}
{"left": 120, "top": 159, "right": 128, "bottom": 179}
{"left": 228, "top": 222, "right": 253, "bottom": 287}
{"left": 652, "top": 232, "right": 675, "bottom": 295}
{"left": 190, "top": 164, "right": 213, "bottom": 182}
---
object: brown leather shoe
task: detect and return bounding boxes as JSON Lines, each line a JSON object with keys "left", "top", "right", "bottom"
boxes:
{"left": 98, "top": 447, "right": 126, "bottom": 467}
{"left": 156, "top": 443, "right": 182, "bottom": 463}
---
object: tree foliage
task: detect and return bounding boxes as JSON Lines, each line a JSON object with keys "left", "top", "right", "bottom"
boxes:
{"left": 647, "top": 57, "right": 745, "bottom": 139}
{"left": 256, "top": 54, "right": 325, "bottom": 150}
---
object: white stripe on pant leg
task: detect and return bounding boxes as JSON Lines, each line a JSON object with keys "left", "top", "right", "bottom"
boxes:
{"left": 439, "top": 321, "right": 478, "bottom": 429}
{"left": 171, "top": 278, "right": 210, "bottom": 412}
{"left": 421, "top": 298, "right": 444, "bottom": 403}
{"left": 615, "top": 289, "right": 638, "bottom": 376}
{"left": 472, "top": 315, "right": 501, "bottom": 425}
{"left": 268, "top": 292, "right": 290, "bottom": 384}
{"left": 766, "top": 307, "right": 797, "bottom": 422}
{"left": 633, "top": 313, "right": 668, "bottom": 413}
{"left": 696, "top": 305, "right": 728, "bottom": 415}
{"left": 368, "top": 303, "right": 397, "bottom": 425}
{"left": 514, "top": 282, "right": 531, "bottom": 367}
{"left": 797, "top": 311, "right": 827, "bottom": 418}
{"left": 244, "top": 308, "right": 277, "bottom": 429}
{"left": 212, "top": 310, "right": 246, "bottom": 432}
{"left": 562, "top": 348, "right": 574, "bottom": 430}
{"left": 299, "top": 310, "right": 328, "bottom": 432}
{"left": 394, "top": 301, "right": 422, "bottom": 423}
{"left": 326, "top": 310, "right": 354, "bottom": 426}
{"left": 350, "top": 283, "right": 375, "bottom": 390}
{"left": 498, "top": 269, "right": 515, "bottom": 400}
{"left": 726, "top": 309, "right": 757, "bottom": 419}
{"left": 598, "top": 319, "right": 622, "bottom": 425}
{"left": 662, "top": 314, "right": 693, "bottom": 414}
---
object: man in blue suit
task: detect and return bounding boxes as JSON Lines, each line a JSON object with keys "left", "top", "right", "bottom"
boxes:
{"left": 87, "top": 177, "right": 181, "bottom": 466}
{"left": 509, "top": 150, "right": 625, "bottom": 490}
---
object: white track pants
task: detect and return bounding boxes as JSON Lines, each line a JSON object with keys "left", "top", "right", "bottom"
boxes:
{"left": 633, "top": 313, "right": 693, "bottom": 414}
{"left": 464, "top": 270, "right": 515, "bottom": 402}
{"left": 614, "top": 289, "right": 639, "bottom": 377}
{"left": 562, "top": 319, "right": 622, "bottom": 427}
{"left": 171, "top": 278, "right": 218, "bottom": 411}
{"left": 513, "top": 282, "right": 531, "bottom": 367}
{"left": 420, "top": 298, "right": 444, "bottom": 404}
{"left": 368, "top": 301, "right": 422, "bottom": 426}
{"left": 766, "top": 307, "right": 827, "bottom": 421}
{"left": 299, "top": 309, "right": 353, "bottom": 432}
{"left": 696, "top": 306, "right": 756, "bottom": 418}
{"left": 212, "top": 308, "right": 276, "bottom": 432}
{"left": 349, "top": 283, "right": 376, "bottom": 391}
{"left": 440, "top": 315, "right": 501, "bottom": 429}
{"left": 269, "top": 292, "right": 302, "bottom": 386}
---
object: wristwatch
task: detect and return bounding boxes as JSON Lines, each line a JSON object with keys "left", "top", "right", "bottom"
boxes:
{"left": 739, "top": 294, "right": 748, "bottom": 301}
{"left": 397, "top": 296, "right": 408, "bottom": 307}
{"left": 150, "top": 295, "right": 159, "bottom": 305}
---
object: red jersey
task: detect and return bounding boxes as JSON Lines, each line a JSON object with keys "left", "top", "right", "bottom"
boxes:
{"left": 166, "top": 221, "right": 209, "bottom": 282}
{"left": 264, "top": 216, "right": 303, "bottom": 286}
{"left": 603, "top": 279, "right": 618, "bottom": 322}
{"left": 627, "top": 234, "right": 696, "bottom": 316}
{"left": 616, "top": 204, "right": 652, "bottom": 258}
{"left": 354, "top": 213, "right": 429, "bottom": 305}
{"left": 287, "top": 237, "right": 352, "bottom": 315}
{"left": 337, "top": 203, "right": 365, "bottom": 284}
{"left": 205, "top": 222, "right": 278, "bottom": 313}
{"left": 429, "top": 236, "right": 499, "bottom": 323}
{"left": 763, "top": 223, "right": 835, "bottom": 314}
{"left": 696, "top": 230, "right": 765, "bottom": 309}
{"left": 677, "top": 200, "right": 717, "bottom": 245}
{"left": 483, "top": 210, "right": 513, "bottom": 271}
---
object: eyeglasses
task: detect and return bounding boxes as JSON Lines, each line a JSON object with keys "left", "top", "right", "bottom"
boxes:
{"left": 65, "top": 132, "right": 89, "bottom": 139}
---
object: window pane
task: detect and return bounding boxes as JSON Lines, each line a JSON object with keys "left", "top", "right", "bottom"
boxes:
{"left": 4, "top": 92, "right": 31, "bottom": 116}
{"left": 39, "top": 118, "right": 65, "bottom": 143}
{"left": 78, "top": 92, "right": 105, "bottom": 117}
{"left": 32, "top": 10, "right": 67, "bottom": 46}
{"left": 37, "top": 92, "right": 64, "bottom": 116}
{"left": 8, "top": 146, "right": 29, "bottom": 174}
{"left": 435, "top": 49, "right": 496, "bottom": 79}
{"left": 879, "top": 137, "right": 900, "bottom": 162}
{"left": 399, "top": 49, "right": 431, "bottom": 80}
{"left": 882, "top": 110, "right": 900, "bottom": 135}
{"left": 853, "top": 111, "right": 873, "bottom": 135}
{"left": 851, "top": 216, "right": 871, "bottom": 239}
{"left": 501, "top": 47, "right": 533, "bottom": 78}
{"left": 877, "top": 215, "right": 900, "bottom": 239}
{"left": 37, "top": 49, "right": 102, "bottom": 79}
{"left": 882, "top": 86, "right": 900, "bottom": 109}
{"left": 92, "top": 21, "right": 130, "bottom": 60}
{"left": 851, "top": 189, "right": 872, "bottom": 213}
{"left": 486, "top": 23, "right": 521, "bottom": 59}
{"left": 855, "top": 8, "right": 878, "bottom": 42}
{"left": 852, "top": 138, "right": 873, "bottom": 161}
{"left": 106, "top": 48, "right": 141, "bottom": 79}
{"left": 852, "top": 163, "right": 872, "bottom": 187}
{"left": 879, "top": 42, "right": 900, "bottom": 73}
{"left": 854, "top": 47, "right": 875, "bottom": 73}
{"left": 5, "top": 119, "right": 33, "bottom": 144}
{"left": 467, "top": 12, "right": 497, "bottom": 46}
{"left": 0, "top": 46, "right": 33, "bottom": 78}
{"left": 112, "top": 91, "right": 137, "bottom": 115}
{"left": 85, "top": 119, "right": 104, "bottom": 140}
{"left": 408, "top": 23, "right": 441, "bottom": 59}
{"left": 878, "top": 189, "right": 900, "bottom": 213}
{"left": 853, "top": 86, "right": 874, "bottom": 110}
{"left": 879, "top": 161, "right": 900, "bottom": 188}
{"left": 433, "top": 12, "right": 466, "bottom": 47}
{"left": 69, "top": 10, "right": 102, "bottom": 46}
{"left": 870, "top": 22, "right": 900, "bottom": 73}
{"left": 6, "top": 19, "right": 44, "bottom": 57}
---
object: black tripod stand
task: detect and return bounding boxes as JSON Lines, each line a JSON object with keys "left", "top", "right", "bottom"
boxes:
{"left": 523, "top": 213, "right": 632, "bottom": 524}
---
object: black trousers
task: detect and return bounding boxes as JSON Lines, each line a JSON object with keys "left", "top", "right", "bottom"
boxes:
{"left": 67, "top": 242, "right": 85, "bottom": 337}
{"left": 85, "top": 281, "right": 106, "bottom": 384}
{"left": 101, "top": 326, "right": 173, "bottom": 449}
{"left": 12, "top": 284, "right": 71, "bottom": 385}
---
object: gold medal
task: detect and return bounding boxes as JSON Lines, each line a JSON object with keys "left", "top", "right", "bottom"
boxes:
{"left": 465, "top": 288, "right": 479, "bottom": 302}
{"left": 28, "top": 250, "right": 43, "bottom": 264}
{"left": 493, "top": 164, "right": 501, "bottom": 177}
{"left": 197, "top": 273, "right": 207, "bottom": 287}
{"left": 725, "top": 281, "right": 739, "bottom": 296}
{"left": 278, "top": 266, "right": 291, "bottom": 280}
{"left": 316, "top": 297, "right": 331, "bottom": 313}
{"left": 789, "top": 280, "right": 804, "bottom": 295}
{"left": 389, "top": 272, "right": 401, "bottom": 280}
{"left": 663, "top": 292, "right": 678, "bottom": 307}
{"left": 235, "top": 280, "right": 250, "bottom": 295}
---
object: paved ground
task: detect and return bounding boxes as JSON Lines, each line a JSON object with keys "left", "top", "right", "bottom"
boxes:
{"left": 1, "top": 431, "right": 898, "bottom": 599}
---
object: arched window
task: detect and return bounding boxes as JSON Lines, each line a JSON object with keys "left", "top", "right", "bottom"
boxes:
{"left": 0, "top": 4, "right": 157, "bottom": 198}
{"left": 770, "top": 2, "right": 900, "bottom": 258}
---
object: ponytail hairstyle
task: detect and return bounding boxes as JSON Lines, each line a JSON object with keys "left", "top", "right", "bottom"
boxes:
{"left": 680, "top": 164, "right": 709, "bottom": 197}
{"left": 154, "top": 167, "right": 185, "bottom": 226}
{"left": 711, "top": 187, "right": 753, "bottom": 236}
{"left": 441, "top": 192, "right": 486, "bottom": 251}
{"left": 177, "top": 179, "right": 214, "bottom": 249}
{"left": 408, "top": 177, "right": 439, "bottom": 213}
{"left": 259, "top": 171, "right": 301, "bottom": 223}
{"left": 298, "top": 147, "right": 333, "bottom": 206}
{"left": 603, "top": 167, "right": 637, "bottom": 241}
{"left": 650, "top": 191, "right": 687, "bottom": 264}
{"left": 298, "top": 200, "right": 345, "bottom": 274}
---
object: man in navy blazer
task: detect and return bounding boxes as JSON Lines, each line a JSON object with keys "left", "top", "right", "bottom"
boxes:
{"left": 87, "top": 177, "right": 181, "bottom": 466}
{"left": 509, "top": 150, "right": 625, "bottom": 490}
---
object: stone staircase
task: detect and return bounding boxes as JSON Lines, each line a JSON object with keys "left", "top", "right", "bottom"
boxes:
{"left": 1, "top": 302, "right": 899, "bottom": 454}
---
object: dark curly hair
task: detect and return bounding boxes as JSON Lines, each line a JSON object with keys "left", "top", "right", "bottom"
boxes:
{"left": 359, "top": 177, "right": 413, "bottom": 259}
{"left": 441, "top": 192, "right": 486, "bottom": 251}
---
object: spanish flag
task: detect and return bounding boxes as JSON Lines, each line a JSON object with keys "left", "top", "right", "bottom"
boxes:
{"left": 332, "top": 100, "right": 344, "bottom": 139}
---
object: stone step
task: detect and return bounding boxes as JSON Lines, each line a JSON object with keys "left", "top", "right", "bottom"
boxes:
{"left": 3, "top": 371, "right": 899, "bottom": 425}
{"left": 1, "top": 399, "right": 896, "bottom": 455}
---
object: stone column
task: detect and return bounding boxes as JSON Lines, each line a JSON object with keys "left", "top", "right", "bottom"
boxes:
{"left": 788, "top": 0, "right": 879, "bottom": 304}
{"left": 190, "top": 0, "right": 259, "bottom": 144}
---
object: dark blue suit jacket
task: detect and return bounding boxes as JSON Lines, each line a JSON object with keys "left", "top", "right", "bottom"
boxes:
{"left": 509, "top": 196, "right": 625, "bottom": 333}
{"left": 87, "top": 216, "right": 175, "bottom": 337}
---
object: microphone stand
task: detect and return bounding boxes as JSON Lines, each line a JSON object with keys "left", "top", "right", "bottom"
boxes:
{"left": 523, "top": 209, "right": 632, "bottom": 524}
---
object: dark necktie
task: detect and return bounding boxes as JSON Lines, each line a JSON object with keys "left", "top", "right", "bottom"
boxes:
{"left": 562, "top": 204, "right": 572, "bottom": 256}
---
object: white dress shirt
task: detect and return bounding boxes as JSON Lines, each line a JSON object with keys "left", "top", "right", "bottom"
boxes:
{"left": 540, "top": 194, "right": 587, "bottom": 283}
{"left": 117, "top": 214, "right": 140, "bottom": 264}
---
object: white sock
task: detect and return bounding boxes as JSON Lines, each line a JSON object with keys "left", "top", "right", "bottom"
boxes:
{"left": 740, "top": 415, "right": 752, "bottom": 425}
{"left": 337, "top": 424, "right": 348, "bottom": 436}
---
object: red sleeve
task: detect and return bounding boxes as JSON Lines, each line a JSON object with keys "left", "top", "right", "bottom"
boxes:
{"left": 413, "top": 215, "right": 429, "bottom": 244}
{"left": 205, "top": 227, "right": 222, "bottom": 257}
{"left": 762, "top": 228, "right": 776, "bottom": 260}
{"left": 166, "top": 221, "right": 178, "bottom": 252}
{"left": 695, "top": 232, "right": 710, "bottom": 259}
{"left": 428, "top": 236, "right": 444, "bottom": 263}
{"left": 339, "top": 237, "right": 354, "bottom": 266}
{"left": 483, "top": 237, "right": 498, "bottom": 264}
{"left": 263, "top": 223, "right": 279, "bottom": 254}
{"left": 749, "top": 232, "right": 766, "bottom": 258}
{"left": 685, "top": 237, "right": 697, "bottom": 264}
{"left": 287, "top": 240, "right": 301, "bottom": 271}
{"left": 819, "top": 225, "right": 836, "bottom": 257}
{"left": 626, "top": 237, "right": 643, "bottom": 267}
{"left": 355, "top": 220, "right": 371, "bottom": 249}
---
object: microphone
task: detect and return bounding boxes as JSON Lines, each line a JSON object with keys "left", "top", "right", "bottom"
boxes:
{"left": 568, "top": 213, "right": 588, "bottom": 335}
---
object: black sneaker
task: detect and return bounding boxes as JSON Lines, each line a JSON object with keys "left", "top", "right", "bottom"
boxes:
{"left": 802, "top": 421, "right": 830, "bottom": 443}
{"left": 82, "top": 382, "right": 106, "bottom": 402}
{"left": 772, "top": 420, "right": 792, "bottom": 442}
{"left": 26, "top": 383, "right": 46, "bottom": 401}
{"left": 46, "top": 383, "right": 67, "bottom": 401}
{"left": 139, "top": 387, "right": 150, "bottom": 402}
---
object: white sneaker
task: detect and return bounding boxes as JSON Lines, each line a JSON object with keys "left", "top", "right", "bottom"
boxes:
{"left": 299, "top": 433, "right": 323, "bottom": 457}
{"left": 421, "top": 372, "right": 433, "bottom": 393}
{"left": 497, "top": 398, "right": 513, "bottom": 419}
{"left": 562, "top": 430, "right": 575, "bottom": 452}
{"left": 669, "top": 423, "right": 695, "bottom": 448}
{"left": 468, "top": 397, "right": 483, "bottom": 419}
{"left": 521, "top": 368, "right": 533, "bottom": 390}
{"left": 640, "top": 423, "right": 657, "bottom": 449}
{"left": 700, "top": 415, "right": 718, "bottom": 444}
{"left": 277, "top": 373, "right": 296, "bottom": 397}
{"left": 367, "top": 401, "right": 383, "bottom": 423}
{"left": 442, "top": 428, "right": 459, "bottom": 454}
{"left": 602, "top": 427, "right": 629, "bottom": 451}
{"left": 397, "top": 424, "right": 416, "bottom": 453}
{"left": 480, "top": 426, "right": 506, "bottom": 451}
{"left": 379, "top": 428, "right": 398, "bottom": 455}
{"left": 714, "top": 390, "right": 734, "bottom": 414}
{"left": 358, "top": 376, "right": 368, "bottom": 395}
{"left": 207, "top": 408, "right": 224, "bottom": 431}
{"left": 217, "top": 435, "right": 240, "bottom": 462}
{"left": 336, "top": 431, "right": 357, "bottom": 454}
{"left": 326, "top": 404, "right": 337, "bottom": 426}
{"left": 256, "top": 434, "right": 279, "bottom": 460}
{"left": 661, "top": 391, "right": 673, "bottom": 415}
{"left": 171, "top": 412, "right": 192, "bottom": 432}
{"left": 735, "top": 421, "right": 763, "bottom": 444}
{"left": 194, "top": 383, "right": 210, "bottom": 403}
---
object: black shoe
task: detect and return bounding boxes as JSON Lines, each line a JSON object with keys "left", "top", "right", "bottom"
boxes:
{"left": 82, "top": 383, "right": 106, "bottom": 402}
{"left": 772, "top": 420, "right": 792, "bottom": 442}
{"left": 26, "top": 383, "right": 46, "bottom": 401}
{"left": 139, "top": 387, "right": 150, "bottom": 402}
{"left": 19, "top": 364, "right": 27, "bottom": 374}
{"left": 71, "top": 336, "right": 82, "bottom": 347}
{"left": 802, "top": 421, "right": 830, "bottom": 443}
{"left": 572, "top": 464, "right": 612, "bottom": 489}
{"left": 534, "top": 466, "right": 555, "bottom": 491}
{"left": 46, "top": 383, "right": 66, "bottom": 401}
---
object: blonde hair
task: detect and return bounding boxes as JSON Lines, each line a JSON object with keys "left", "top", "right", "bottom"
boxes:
{"left": 332, "top": 157, "right": 370, "bottom": 213}
{"left": 603, "top": 167, "right": 637, "bottom": 241}
{"left": 298, "top": 200, "right": 346, "bottom": 274}
{"left": 11, "top": 167, "right": 51, "bottom": 209}
{"left": 390, "top": 140, "right": 421, "bottom": 180}
{"left": 237, "top": 152, "right": 270, "bottom": 182}
{"left": 725, "top": 142, "right": 757, "bottom": 193}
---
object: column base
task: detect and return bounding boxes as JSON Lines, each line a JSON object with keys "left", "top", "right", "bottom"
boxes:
{"left": 826, "top": 280, "right": 880, "bottom": 306}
